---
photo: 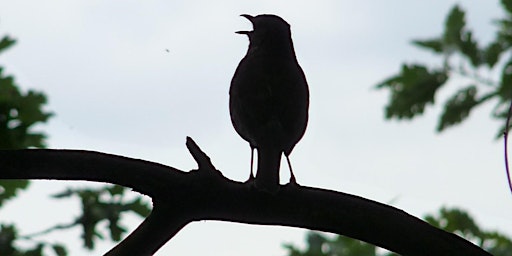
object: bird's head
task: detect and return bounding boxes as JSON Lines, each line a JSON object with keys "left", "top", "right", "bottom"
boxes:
{"left": 236, "top": 14, "right": 293, "bottom": 52}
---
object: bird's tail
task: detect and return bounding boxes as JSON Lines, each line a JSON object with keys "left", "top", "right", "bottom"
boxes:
{"left": 255, "top": 146, "right": 281, "bottom": 193}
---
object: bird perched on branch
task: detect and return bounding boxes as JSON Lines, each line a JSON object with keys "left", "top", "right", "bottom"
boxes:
{"left": 229, "top": 14, "right": 309, "bottom": 193}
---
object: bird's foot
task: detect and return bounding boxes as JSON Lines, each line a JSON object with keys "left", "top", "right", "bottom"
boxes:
{"left": 245, "top": 172, "right": 255, "bottom": 183}
{"left": 245, "top": 173, "right": 257, "bottom": 191}
{"left": 287, "top": 175, "right": 300, "bottom": 188}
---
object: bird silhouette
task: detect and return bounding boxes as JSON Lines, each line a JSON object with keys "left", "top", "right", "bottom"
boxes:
{"left": 229, "top": 14, "right": 309, "bottom": 193}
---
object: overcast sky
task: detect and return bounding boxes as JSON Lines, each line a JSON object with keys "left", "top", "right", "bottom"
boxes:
{"left": 0, "top": 1, "right": 510, "bottom": 255}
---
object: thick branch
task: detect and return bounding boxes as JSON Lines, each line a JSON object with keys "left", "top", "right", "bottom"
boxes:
{"left": 0, "top": 145, "right": 490, "bottom": 256}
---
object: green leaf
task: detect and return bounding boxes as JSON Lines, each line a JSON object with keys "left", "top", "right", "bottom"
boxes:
{"left": 51, "top": 188, "right": 74, "bottom": 198}
{"left": 483, "top": 231, "right": 512, "bottom": 255}
{"left": 126, "top": 197, "right": 151, "bottom": 217}
{"left": 444, "top": 5, "right": 466, "bottom": 46}
{"left": 460, "top": 31, "right": 482, "bottom": 66}
{"left": 412, "top": 38, "right": 444, "bottom": 53}
{"left": 376, "top": 64, "right": 448, "bottom": 119}
{"left": 0, "top": 225, "right": 17, "bottom": 255}
{"left": 496, "top": 59, "right": 512, "bottom": 103}
{"left": 497, "top": 19, "right": 512, "bottom": 46}
{"left": 484, "top": 40, "right": 505, "bottom": 68}
{"left": 24, "top": 243, "right": 44, "bottom": 256}
{"left": 490, "top": 59, "right": 512, "bottom": 137}
{"left": 0, "top": 36, "right": 16, "bottom": 55}
{"left": 52, "top": 244, "right": 68, "bottom": 256}
{"left": 330, "top": 235, "right": 376, "bottom": 256}
{"left": 107, "top": 185, "right": 126, "bottom": 196}
{"left": 0, "top": 66, "right": 52, "bottom": 149}
{"left": 107, "top": 216, "right": 126, "bottom": 241}
{"left": 502, "top": 0, "right": 512, "bottom": 14}
{"left": 440, "top": 208, "right": 481, "bottom": 236}
{"left": 437, "top": 85, "right": 478, "bottom": 131}
{"left": 0, "top": 180, "right": 29, "bottom": 207}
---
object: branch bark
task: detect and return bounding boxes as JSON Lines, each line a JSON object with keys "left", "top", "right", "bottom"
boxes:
{"left": 0, "top": 138, "right": 490, "bottom": 256}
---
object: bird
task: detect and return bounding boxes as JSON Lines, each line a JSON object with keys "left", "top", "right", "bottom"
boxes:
{"left": 229, "top": 14, "right": 309, "bottom": 193}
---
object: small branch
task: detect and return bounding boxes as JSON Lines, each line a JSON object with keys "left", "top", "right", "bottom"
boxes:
{"left": 20, "top": 221, "right": 78, "bottom": 239}
{"left": 504, "top": 99, "right": 512, "bottom": 195}
{"left": 0, "top": 142, "right": 491, "bottom": 256}
{"left": 450, "top": 65, "right": 498, "bottom": 87}
{"left": 185, "top": 136, "right": 218, "bottom": 173}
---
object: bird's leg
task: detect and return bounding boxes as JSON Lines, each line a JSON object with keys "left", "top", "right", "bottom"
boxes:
{"left": 249, "top": 147, "right": 255, "bottom": 180}
{"left": 286, "top": 155, "right": 297, "bottom": 184}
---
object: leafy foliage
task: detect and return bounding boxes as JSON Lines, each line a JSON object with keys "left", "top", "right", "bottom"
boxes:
{"left": 425, "top": 208, "right": 512, "bottom": 256}
{"left": 284, "top": 207, "right": 512, "bottom": 256}
{"left": 0, "top": 31, "right": 61, "bottom": 255}
{"left": 0, "top": 35, "right": 52, "bottom": 206}
{"left": 437, "top": 85, "right": 479, "bottom": 131}
{"left": 0, "top": 224, "right": 67, "bottom": 256}
{"left": 51, "top": 185, "right": 151, "bottom": 249}
{"left": 376, "top": 64, "right": 447, "bottom": 119}
{"left": 0, "top": 29, "right": 151, "bottom": 255}
{"left": 284, "top": 232, "right": 388, "bottom": 256}
{"left": 377, "top": 1, "right": 512, "bottom": 136}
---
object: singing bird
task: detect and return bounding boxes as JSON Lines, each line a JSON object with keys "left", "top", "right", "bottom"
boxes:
{"left": 229, "top": 14, "right": 309, "bottom": 193}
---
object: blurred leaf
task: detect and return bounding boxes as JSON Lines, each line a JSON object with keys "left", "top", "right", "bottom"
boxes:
{"left": 483, "top": 232, "right": 512, "bottom": 256}
{"left": 502, "top": 0, "right": 512, "bottom": 14}
{"left": 0, "top": 180, "right": 29, "bottom": 207}
{"left": 444, "top": 5, "right": 466, "bottom": 47}
{"left": 23, "top": 243, "right": 44, "bottom": 256}
{"left": 376, "top": 64, "right": 447, "bottom": 119}
{"left": 492, "top": 105, "right": 511, "bottom": 138}
{"left": 412, "top": 38, "right": 444, "bottom": 53}
{"left": 497, "top": 18, "right": 512, "bottom": 46}
{"left": 107, "top": 185, "right": 125, "bottom": 196}
{"left": 429, "top": 208, "right": 482, "bottom": 237}
{"left": 52, "top": 244, "right": 68, "bottom": 256}
{"left": 492, "top": 60, "right": 512, "bottom": 136}
{"left": 107, "top": 215, "right": 125, "bottom": 242}
{"left": 498, "top": 60, "right": 512, "bottom": 100}
{"left": 484, "top": 40, "right": 505, "bottom": 68}
{"left": 0, "top": 36, "right": 16, "bottom": 55}
{"left": 51, "top": 188, "right": 74, "bottom": 199}
{"left": 460, "top": 31, "right": 482, "bottom": 66}
{"left": 0, "top": 67, "right": 53, "bottom": 150}
{"left": 126, "top": 197, "right": 151, "bottom": 217}
{"left": 437, "top": 85, "right": 478, "bottom": 131}
{"left": 0, "top": 224, "right": 17, "bottom": 255}
{"left": 329, "top": 235, "right": 376, "bottom": 256}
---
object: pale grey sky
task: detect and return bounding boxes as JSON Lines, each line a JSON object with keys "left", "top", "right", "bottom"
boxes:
{"left": 0, "top": 1, "right": 510, "bottom": 255}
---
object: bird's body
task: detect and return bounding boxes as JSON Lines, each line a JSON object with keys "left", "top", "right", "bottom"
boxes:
{"left": 229, "top": 14, "right": 309, "bottom": 192}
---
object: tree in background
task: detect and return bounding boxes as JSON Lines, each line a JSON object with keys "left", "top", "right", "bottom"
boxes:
{"left": 285, "top": 1, "right": 512, "bottom": 255}
{"left": 377, "top": 2, "right": 511, "bottom": 135}
{"left": 284, "top": 207, "right": 512, "bottom": 256}
{"left": 0, "top": 32, "right": 150, "bottom": 256}
{"left": 0, "top": 35, "right": 51, "bottom": 208}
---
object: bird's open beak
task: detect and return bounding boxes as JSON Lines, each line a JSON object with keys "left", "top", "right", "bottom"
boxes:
{"left": 236, "top": 14, "right": 254, "bottom": 35}
{"left": 240, "top": 14, "right": 254, "bottom": 21}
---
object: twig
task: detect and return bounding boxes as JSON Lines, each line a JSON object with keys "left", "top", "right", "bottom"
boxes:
{"left": 504, "top": 99, "right": 512, "bottom": 195}
{"left": 185, "top": 136, "right": 216, "bottom": 171}
{"left": 450, "top": 65, "right": 498, "bottom": 87}
{"left": 20, "top": 221, "right": 78, "bottom": 239}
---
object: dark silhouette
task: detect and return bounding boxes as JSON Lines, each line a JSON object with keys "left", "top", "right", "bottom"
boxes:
{"left": 229, "top": 14, "right": 309, "bottom": 192}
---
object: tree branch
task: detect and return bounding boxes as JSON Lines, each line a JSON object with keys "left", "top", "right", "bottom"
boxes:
{"left": 0, "top": 138, "right": 490, "bottom": 256}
